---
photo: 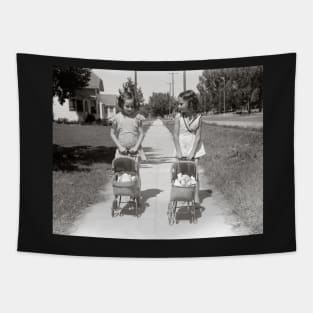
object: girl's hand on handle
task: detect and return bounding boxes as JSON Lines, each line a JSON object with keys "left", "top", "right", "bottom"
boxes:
{"left": 129, "top": 147, "right": 138, "bottom": 154}
{"left": 187, "top": 152, "right": 195, "bottom": 160}
{"left": 119, "top": 146, "right": 127, "bottom": 154}
{"left": 176, "top": 151, "right": 183, "bottom": 159}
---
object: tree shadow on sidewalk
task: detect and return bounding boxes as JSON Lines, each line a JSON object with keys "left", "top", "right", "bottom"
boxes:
{"left": 199, "top": 189, "right": 212, "bottom": 202}
{"left": 141, "top": 188, "right": 163, "bottom": 210}
{"left": 174, "top": 189, "right": 212, "bottom": 223}
{"left": 119, "top": 188, "right": 162, "bottom": 217}
{"left": 175, "top": 204, "right": 204, "bottom": 223}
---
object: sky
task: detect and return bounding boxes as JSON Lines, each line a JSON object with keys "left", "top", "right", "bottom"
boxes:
{"left": 92, "top": 69, "right": 203, "bottom": 102}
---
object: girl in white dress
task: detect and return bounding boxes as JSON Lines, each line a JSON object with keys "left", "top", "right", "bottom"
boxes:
{"left": 173, "top": 90, "right": 206, "bottom": 208}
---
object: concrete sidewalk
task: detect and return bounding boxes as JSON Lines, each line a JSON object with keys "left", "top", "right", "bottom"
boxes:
{"left": 70, "top": 119, "right": 249, "bottom": 239}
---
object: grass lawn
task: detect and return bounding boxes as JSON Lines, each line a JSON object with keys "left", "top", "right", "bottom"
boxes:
{"left": 202, "top": 112, "right": 263, "bottom": 130}
{"left": 53, "top": 124, "right": 115, "bottom": 234}
{"left": 163, "top": 120, "right": 263, "bottom": 234}
{"left": 203, "top": 112, "right": 263, "bottom": 123}
{"left": 53, "top": 122, "right": 152, "bottom": 235}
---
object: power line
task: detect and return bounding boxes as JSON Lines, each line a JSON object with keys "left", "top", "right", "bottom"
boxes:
{"left": 167, "top": 82, "right": 172, "bottom": 116}
{"left": 134, "top": 71, "right": 137, "bottom": 87}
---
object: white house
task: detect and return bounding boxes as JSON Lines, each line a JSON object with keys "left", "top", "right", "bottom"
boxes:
{"left": 99, "top": 94, "right": 118, "bottom": 119}
{"left": 53, "top": 71, "right": 118, "bottom": 122}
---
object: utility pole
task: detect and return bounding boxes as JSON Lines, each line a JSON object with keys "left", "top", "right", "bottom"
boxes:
{"left": 167, "top": 82, "right": 172, "bottom": 116}
{"left": 168, "top": 72, "right": 179, "bottom": 98}
{"left": 134, "top": 71, "right": 137, "bottom": 88}
{"left": 134, "top": 71, "right": 138, "bottom": 105}
{"left": 183, "top": 71, "right": 186, "bottom": 91}
{"left": 221, "top": 76, "right": 226, "bottom": 113}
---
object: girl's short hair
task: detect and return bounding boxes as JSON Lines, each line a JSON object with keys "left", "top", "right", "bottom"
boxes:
{"left": 117, "top": 90, "right": 139, "bottom": 110}
{"left": 178, "top": 90, "right": 200, "bottom": 112}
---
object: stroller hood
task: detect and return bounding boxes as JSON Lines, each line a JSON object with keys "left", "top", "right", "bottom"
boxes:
{"left": 172, "top": 160, "right": 197, "bottom": 178}
{"left": 112, "top": 156, "right": 138, "bottom": 173}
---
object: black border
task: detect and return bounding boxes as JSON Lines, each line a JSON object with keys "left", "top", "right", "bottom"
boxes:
{"left": 17, "top": 53, "right": 296, "bottom": 257}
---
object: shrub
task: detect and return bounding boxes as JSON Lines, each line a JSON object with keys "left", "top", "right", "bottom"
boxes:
{"left": 84, "top": 114, "right": 95, "bottom": 124}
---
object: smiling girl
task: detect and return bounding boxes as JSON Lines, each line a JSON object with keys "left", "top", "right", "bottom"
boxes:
{"left": 173, "top": 89, "right": 206, "bottom": 208}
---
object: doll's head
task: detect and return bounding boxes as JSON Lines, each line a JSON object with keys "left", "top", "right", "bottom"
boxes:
{"left": 178, "top": 90, "right": 200, "bottom": 113}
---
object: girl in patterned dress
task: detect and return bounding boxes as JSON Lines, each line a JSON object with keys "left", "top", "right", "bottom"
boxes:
{"left": 110, "top": 90, "right": 146, "bottom": 161}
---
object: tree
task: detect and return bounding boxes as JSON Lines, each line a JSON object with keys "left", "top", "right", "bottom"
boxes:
{"left": 52, "top": 66, "right": 91, "bottom": 104}
{"left": 139, "top": 103, "right": 152, "bottom": 118}
{"left": 148, "top": 92, "right": 175, "bottom": 117}
{"left": 197, "top": 66, "right": 263, "bottom": 113}
{"left": 118, "top": 77, "right": 144, "bottom": 109}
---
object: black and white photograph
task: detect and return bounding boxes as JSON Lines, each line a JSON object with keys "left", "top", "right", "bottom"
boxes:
{"left": 53, "top": 66, "right": 263, "bottom": 239}
{"left": 5, "top": 0, "right": 312, "bottom": 311}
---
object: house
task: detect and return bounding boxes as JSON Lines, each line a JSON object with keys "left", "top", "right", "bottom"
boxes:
{"left": 99, "top": 94, "right": 118, "bottom": 119}
{"left": 53, "top": 71, "right": 118, "bottom": 122}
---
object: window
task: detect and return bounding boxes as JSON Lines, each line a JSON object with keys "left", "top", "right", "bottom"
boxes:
{"left": 69, "top": 100, "right": 76, "bottom": 111}
{"left": 90, "top": 100, "right": 97, "bottom": 114}
{"left": 76, "top": 100, "right": 83, "bottom": 112}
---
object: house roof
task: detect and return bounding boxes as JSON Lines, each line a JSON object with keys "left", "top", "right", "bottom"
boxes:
{"left": 99, "top": 94, "right": 118, "bottom": 107}
{"left": 87, "top": 71, "right": 104, "bottom": 91}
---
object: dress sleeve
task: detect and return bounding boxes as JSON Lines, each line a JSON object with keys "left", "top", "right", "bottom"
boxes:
{"left": 135, "top": 113, "right": 145, "bottom": 127}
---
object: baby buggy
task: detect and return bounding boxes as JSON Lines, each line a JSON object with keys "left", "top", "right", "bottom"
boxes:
{"left": 167, "top": 158, "right": 198, "bottom": 225}
{"left": 111, "top": 151, "right": 141, "bottom": 217}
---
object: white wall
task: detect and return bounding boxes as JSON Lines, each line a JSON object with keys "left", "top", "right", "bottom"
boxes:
{"left": 52, "top": 96, "right": 79, "bottom": 122}
{"left": 107, "top": 106, "right": 116, "bottom": 119}
{"left": 1, "top": 1, "right": 313, "bottom": 313}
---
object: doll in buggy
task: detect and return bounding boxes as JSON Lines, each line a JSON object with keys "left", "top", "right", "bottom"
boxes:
{"left": 111, "top": 150, "right": 141, "bottom": 217}
{"left": 167, "top": 158, "right": 198, "bottom": 225}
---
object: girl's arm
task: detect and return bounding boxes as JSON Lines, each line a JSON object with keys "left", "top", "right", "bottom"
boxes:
{"left": 131, "top": 120, "right": 144, "bottom": 152}
{"left": 173, "top": 114, "right": 182, "bottom": 158}
{"left": 188, "top": 116, "right": 202, "bottom": 160}
{"left": 110, "top": 123, "right": 126, "bottom": 153}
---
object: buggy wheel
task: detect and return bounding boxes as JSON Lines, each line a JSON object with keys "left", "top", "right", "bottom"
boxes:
{"left": 175, "top": 203, "right": 179, "bottom": 224}
{"left": 167, "top": 202, "right": 175, "bottom": 225}
{"left": 173, "top": 201, "right": 177, "bottom": 224}
{"left": 192, "top": 202, "right": 197, "bottom": 224}
{"left": 135, "top": 196, "right": 141, "bottom": 217}
{"left": 186, "top": 202, "right": 192, "bottom": 224}
{"left": 111, "top": 199, "right": 117, "bottom": 217}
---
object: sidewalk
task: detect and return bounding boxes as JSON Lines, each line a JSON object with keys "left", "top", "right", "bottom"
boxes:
{"left": 70, "top": 119, "right": 249, "bottom": 239}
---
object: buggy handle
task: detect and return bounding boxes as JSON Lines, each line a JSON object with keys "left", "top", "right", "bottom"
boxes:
{"left": 177, "top": 156, "right": 195, "bottom": 161}
{"left": 120, "top": 148, "right": 139, "bottom": 157}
